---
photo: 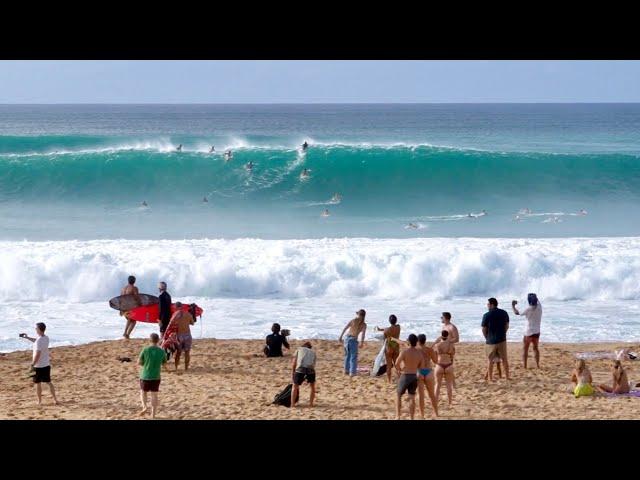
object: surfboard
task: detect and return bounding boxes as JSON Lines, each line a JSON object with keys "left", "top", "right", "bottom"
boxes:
{"left": 371, "top": 339, "right": 387, "bottom": 377}
{"left": 108, "top": 294, "right": 159, "bottom": 312}
{"left": 127, "top": 303, "right": 203, "bottom": 323}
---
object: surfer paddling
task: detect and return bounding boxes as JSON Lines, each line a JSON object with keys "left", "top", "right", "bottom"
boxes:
{"left": 121, "top": 275, "right": 140, "bottom": 339}
{"left": 375, "top": 315, "right": 401, "bottom": 384}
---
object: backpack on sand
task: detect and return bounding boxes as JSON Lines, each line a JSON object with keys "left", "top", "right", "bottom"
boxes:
{"left": 272, "top": 384, "right": 298, "bottom": 407}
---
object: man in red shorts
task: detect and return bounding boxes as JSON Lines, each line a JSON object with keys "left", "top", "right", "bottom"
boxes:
{"left": 138, "top": 333, "right": 167, "bottom": 418}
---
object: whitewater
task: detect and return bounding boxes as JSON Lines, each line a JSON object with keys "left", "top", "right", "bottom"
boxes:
{"left": 1, "top": 104, "right": 639, "bottom": 351}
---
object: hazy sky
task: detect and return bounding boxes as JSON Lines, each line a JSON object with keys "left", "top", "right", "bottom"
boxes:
{"left": 0, "top": 61, "right": 639, "bottom": 103}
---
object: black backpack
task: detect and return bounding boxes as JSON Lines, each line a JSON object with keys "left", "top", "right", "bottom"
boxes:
{"left": 272, "top": 384, "right": 298, "bottom": 407}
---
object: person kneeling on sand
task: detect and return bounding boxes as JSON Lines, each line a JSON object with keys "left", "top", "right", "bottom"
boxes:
{"left": 291, "top": 341, "right": 317, "bottom": 408}
{"left": 598, "top": 360, "right": 630, "bottom": 394}
{"left": 395, "top": 334, "right": 425, "bottom": 420}
{"left": 571, "top": 359, "right": 595, "bottom": 398}
{"left": 417, "top": 334, "right": 438, "bottom": 418}
{"left": 138, "top": 333, "right": 167, "bottom": 418}
{"left": 264, "top": 323, "right": 290, "bottom": 357}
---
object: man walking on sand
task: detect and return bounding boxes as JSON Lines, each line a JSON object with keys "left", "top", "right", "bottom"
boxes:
{"left": 138, "top": 333, "right": 167, "bottom": 418}
{"left": 394, "top": 334, "right": 425, "bottom": 420}
{"left": 20, "top": 322, "right": 59, "bottom": 405}
{"left": 169, "top": 302, "right": 194, "bottom": 371}
{"left": 121, "top": 275, "right": 140, "bottom": 339}
{"left": 482, "top": 297, "right": 510, "bottom": 381}
{"left": 158, "top": 282, "right": 172, "bottom": 337}
{"left": 291, "top": 341, "right": 317, "bottom": 408}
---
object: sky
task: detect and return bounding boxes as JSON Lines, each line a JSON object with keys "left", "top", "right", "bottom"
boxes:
{"left": 0, "top": 60, "right": 639, "bottom": 103}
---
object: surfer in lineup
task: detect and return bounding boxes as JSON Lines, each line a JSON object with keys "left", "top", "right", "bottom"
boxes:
{"left": 321, "top": 209, "right": 330, "bottom": 217}
{"left": 246, "top": 161, "right": 253, "bottom": 171}
{"left": 395, "top": 334, "right": 425, "bottom": 420}
{"left": 330, "top": 193, "right": 342, "bottom": 203}
{"left": 121, "top": 275, "right": 140, "bottom": 339}
{"left": 158, "top": 282, "right": 172, "bottom": 338}
{"left": 375, "top": 315, "right": 401, "bottom": 384}
{"left": 176, "top": 144, "right": 182, "bottom": 152}
{"left": 202, "top": 196, "right": 208, "bottom": 203}
{"left": 302, "top": 141, "right": 308, "bottom": 151}
{"left": 168, "top": 302, "right": 194, "bottom": 371}
{"left": 405, "top": 222, "right": 418, "bottom": 229}
{"left": 141, "top": 201, "right": 148, "bottom": 207}
{"left": 578, "top": 209, "right": 587, "bottom": 216}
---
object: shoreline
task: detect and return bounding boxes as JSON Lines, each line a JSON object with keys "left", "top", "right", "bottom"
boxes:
{"left": 1, "top": 339, "right": 639, "bottom": 420}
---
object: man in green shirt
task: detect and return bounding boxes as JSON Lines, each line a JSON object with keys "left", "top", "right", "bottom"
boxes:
{"left": 138, "top": 333, "right": 167, "bottom": 418}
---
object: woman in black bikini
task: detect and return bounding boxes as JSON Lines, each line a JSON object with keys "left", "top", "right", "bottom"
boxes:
{"left": 433, "top": 330, "right": 455, "bottom": 406}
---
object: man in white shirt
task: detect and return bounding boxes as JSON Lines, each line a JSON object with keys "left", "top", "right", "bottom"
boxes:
{"left": 20, "top": 322, "right": 59, "bottom": 405}
{"left": 512, "top": 293, "right": 543, "bottom": 369}
{"left": 291, "top": 341, "right": 317, "bottom": 408}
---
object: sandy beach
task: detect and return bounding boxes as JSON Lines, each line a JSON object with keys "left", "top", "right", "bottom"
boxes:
{"left": 1, "top": 338, "right": 639, "bottom": 420}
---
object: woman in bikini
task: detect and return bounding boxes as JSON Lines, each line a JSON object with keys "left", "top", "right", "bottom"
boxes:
{"left": 433, "top": 330, "right": 455, "bottom": 406}
{"left": 417, "top": 334, "right": 438, "bottom": 418}
{"left": 376, "top": 314, "right": 401, "bottom": 383}
{"left": 598, "top": 360, "right": 630, "bottom": 394}
{"left": 571, "top": 359, "right": 595, "bottom": 398}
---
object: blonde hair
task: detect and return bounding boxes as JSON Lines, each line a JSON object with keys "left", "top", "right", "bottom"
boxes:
{"left": 576, "top": 359, "right": 586, "bottom": 374}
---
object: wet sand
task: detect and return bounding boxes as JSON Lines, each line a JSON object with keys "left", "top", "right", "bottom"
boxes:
{"left": 1, "top": 339, "right": 638, "bottom": 420}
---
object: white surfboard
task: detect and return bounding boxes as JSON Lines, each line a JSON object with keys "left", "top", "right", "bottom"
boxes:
{"left": 371, "top": 339, "right": 387, "bottom": 377}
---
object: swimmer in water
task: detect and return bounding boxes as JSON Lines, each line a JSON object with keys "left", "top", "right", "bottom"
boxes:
{"left": 202, "top": 197, "right": 208, "bottom": 203}
{"left": 141, "top": 201, "right": 148, "bottom": 207}
{"left": 209, "top": 146, "right": 215, "bottom": 153}
{"left": 406, "top": 222, "right": 418, "bottom": 229}
{"left": 479, "top": 209, "right": 487, "bottom": 216}
{"left": 302, "top": 141, "right": 308, "bottom": 151}
{"left": 321, "top": 209, "right": 330, "bottom": 217}
{"left": 578, "top": 209, "right": 587, "bottom": 216}
{"left": 176, "top": 144, "right": 183, "bottom": 152}
{"left": 246, "top": 161, "right": 253, "bottom": 171}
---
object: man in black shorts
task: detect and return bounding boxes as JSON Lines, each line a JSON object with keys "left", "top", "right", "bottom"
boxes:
{"left": 138, "top": 333, "right": 167, "bottom": 418}
{"left": 20, "top": 322, "right": 59, "bottom": 405}
{"left": 291, "top": 341, "right": 317, "bottom": 408}
{"left": 158, "top": 281, "right": 172, "bottom": 337}
{"left": 394, "top": 334, "right": 425, "bottom": 420}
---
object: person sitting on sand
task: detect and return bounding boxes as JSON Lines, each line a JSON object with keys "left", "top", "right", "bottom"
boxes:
{"left": 394, "top": 334, "right": 425, "bottom": 420}
{"left": 168, "top": 302, "right": 194, "bottom": 371}
{"left": 417, "top": 334, "right": 438, "bottom": 418}
{"left": 291, "top": 341, "right": 316, "bottom": 408}
{"left": 339, "top": 309, "right": 367, "bottom": 377}
{"left": 598, "top": 360, "right": 630, "bottom": 394}
{"left": 19, "top": 322, "right": 59, "bottom": 406}
{"left": 512, "top": 293, "right": 542, "bottom": 369}
{"left": 265, "top": 323, "right": 290, "bottom": 357}
{"left": 434, "top": 330, "right": 456, "bottom": 406}
{"left": 571, "top": 359, "right": 595, "bottom": 398}
{"left": 375, "top": 315, "right": 401, "bottom": 383}
{"left": 482, "top": 297, "right": 510, "bottom": 381}
{"left": 138, "top": 333, "right": 167, "bottom": 418}
{"left": 121, "top": 275, "right": 140, "bottom": 339}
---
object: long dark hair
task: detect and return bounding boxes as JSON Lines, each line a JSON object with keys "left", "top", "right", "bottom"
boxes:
{"left": 527, "top": 293, "right": 539, "bottom": 307}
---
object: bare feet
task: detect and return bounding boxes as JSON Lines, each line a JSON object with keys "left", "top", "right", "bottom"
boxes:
{"left": 138, "top": 407, "right": 149, "bottom": 416}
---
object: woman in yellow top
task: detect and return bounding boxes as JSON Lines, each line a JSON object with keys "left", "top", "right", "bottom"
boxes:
{"left": 571, "top": 359, "right": 595, "bottom": 397}
{"left": 375, "top": 315, "right": 401, "bottom": 383}
{"left": 339, "top": 309, "right": 367, "bottom": 377}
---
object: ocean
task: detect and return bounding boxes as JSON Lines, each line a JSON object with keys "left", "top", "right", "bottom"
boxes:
{"left": 1, "top": 104, "right": 639, "bottom": 351}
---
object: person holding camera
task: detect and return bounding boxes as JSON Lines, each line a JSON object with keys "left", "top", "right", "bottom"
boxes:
{"left": 512, "top": 293, "right": 542, "bottom": 369}
{"left": 264, "top": 323, "right": 290, "bottom": 357}
{"left": 19, "top": 323, "right": 59, "bottom": 405}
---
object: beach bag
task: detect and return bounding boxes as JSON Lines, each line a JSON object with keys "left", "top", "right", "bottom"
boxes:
{"left": 272, "top": 384, "right": 298, "bottom": 407}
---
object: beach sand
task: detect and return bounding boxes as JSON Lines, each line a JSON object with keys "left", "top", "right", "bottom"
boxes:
{"left": 1, "top": 339, "right": 638, "bottom": 420}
